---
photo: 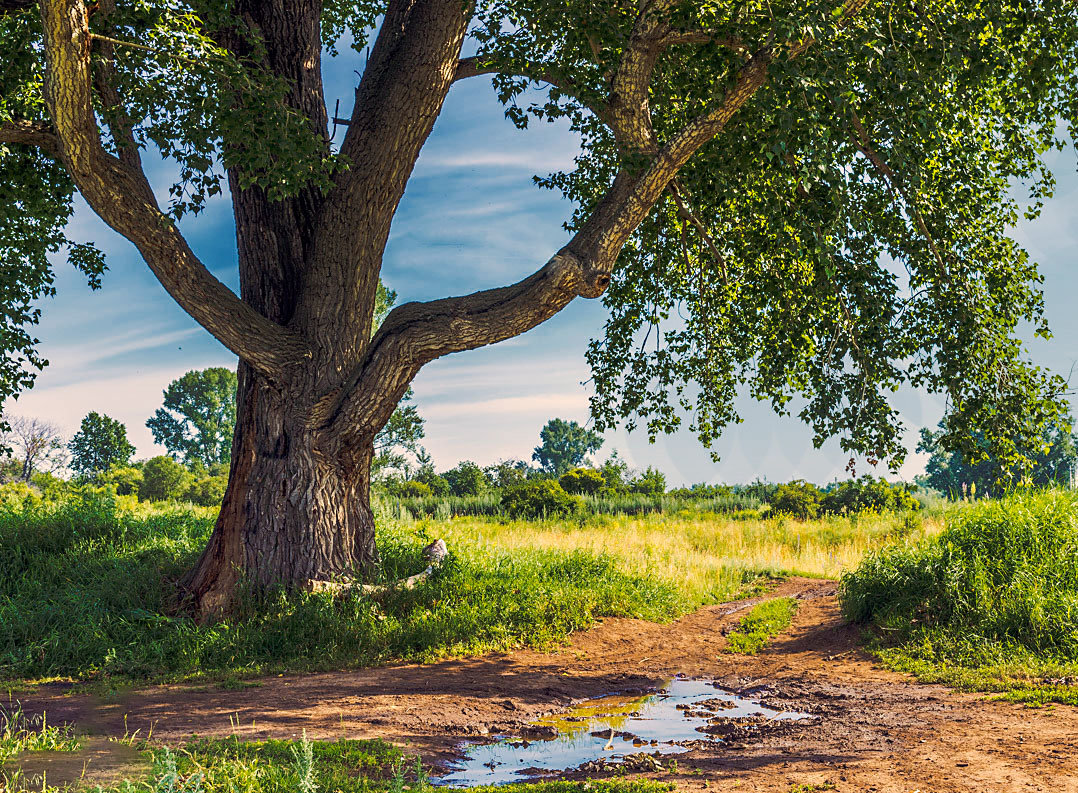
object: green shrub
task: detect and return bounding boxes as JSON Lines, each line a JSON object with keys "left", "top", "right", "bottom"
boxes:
{"left": 0, "top": 482, "right": 42, "bottom": 511}
{"left": 841, "top": 490, "right": 1078, "bottom": 661}
{"left": 139, "top": 456, "right": 194, "bottom": 502}
{"left": 99, "top": 465, "right": 144, "bottom": 497}
{"left": 443, "top": 461, "right": 490, "bottom": 496}
{"left": 771, "top": 480, "right": 822, "bottom": 519}
{"left": 501, "top": 479, "right": 582, "bottom": 519}
{"left": 185, "top": 474, "right": 228, "bottom": 506}
{"left": 629, "top": 466, "right": 666, "bottom": 496}
{"left": 395, "top": 480, "right": 431, "bottom": 498}
{"left": 821, "top": 475, "right": 919, "bottom": 515}
{"left": 559, "top": 467, "right": 605, "bottom": 495}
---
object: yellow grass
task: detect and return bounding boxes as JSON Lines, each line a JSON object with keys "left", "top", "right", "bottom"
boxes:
{"left": 413, "top": 510, "right": 944, "bottom": 606}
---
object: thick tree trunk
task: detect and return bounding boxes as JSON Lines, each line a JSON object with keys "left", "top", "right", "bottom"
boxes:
{"left": 183, "top": 363, "right": 379, "bottom": 615}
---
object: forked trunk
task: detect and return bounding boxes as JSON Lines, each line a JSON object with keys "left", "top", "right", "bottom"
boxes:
{"left": 183, "top": 363, "right": 379, "bottom": 615}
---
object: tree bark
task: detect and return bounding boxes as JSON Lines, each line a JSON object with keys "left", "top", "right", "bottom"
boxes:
{"left": 183, "top": 364, "right": 378, "bottom": 615}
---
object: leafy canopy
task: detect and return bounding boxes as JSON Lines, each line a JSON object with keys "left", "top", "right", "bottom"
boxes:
{"left": 147, "top": 367, "right": 238, "bottom": 468}
{"left": 68, "top": 411, "right": 134, "bottom": 479}
{"left": 3, "top": 0, "right": 1078, "bottom": 471}
{"left": 533, "top": 418, "right": 605, "bottom": 476}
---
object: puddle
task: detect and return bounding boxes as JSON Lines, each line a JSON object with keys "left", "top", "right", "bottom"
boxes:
{"left": 437, "top": 678, "right": 809, "bottom": 786}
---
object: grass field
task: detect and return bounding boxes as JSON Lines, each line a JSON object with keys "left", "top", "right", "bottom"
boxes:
{"left": 422, "top": 509, "right": 939, "bottom": 607}
{"left": 0, "top": 488, "right": 937, "bottom": 684}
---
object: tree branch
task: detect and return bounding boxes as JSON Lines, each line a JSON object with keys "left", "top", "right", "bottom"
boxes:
{"left": 845, "top": 104, "right": 950, "bottom": 283}
{"left": 39, "top": 0, "right": 310, "bottom": 380}
{"left": 453, "top": 56, "right": 614, "bottom": 125}
{"left": 0, "top": 119, "right": 62, "bottom": 157}
{"left": 324, "top": 0, "right": 876, "bottom": 438}
{"left": 90, "top": 0, "right": 142, "bottom": 170}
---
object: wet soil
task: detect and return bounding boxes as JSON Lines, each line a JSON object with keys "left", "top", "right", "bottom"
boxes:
{"left": 12, "top": 577, "right": 1078, "bottom": 791}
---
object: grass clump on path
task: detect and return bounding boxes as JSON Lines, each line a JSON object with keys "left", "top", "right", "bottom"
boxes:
{"left": 841, "top": 490, "right": 1078, "bottom": 705}
{"left": 3, "top": 728, "right": 677, "bottom": 793}
{"left": 0, "top": 491, "right": 684, "bottom": 684}
{"left": 724, "top": 597, "right": 799, "bottom": 654}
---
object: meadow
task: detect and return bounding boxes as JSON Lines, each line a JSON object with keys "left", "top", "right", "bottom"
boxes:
{"left": 0, "top": 486, "right": 937, "bottom": 684}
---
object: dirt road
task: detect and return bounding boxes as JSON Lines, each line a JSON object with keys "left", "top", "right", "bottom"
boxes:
{"left": 16, "top": 578, "right": 1078, "bottom": 791}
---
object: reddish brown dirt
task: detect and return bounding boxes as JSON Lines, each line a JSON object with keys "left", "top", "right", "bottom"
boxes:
{"left": 13, "top": 577, "right": 1078, "bottom": 791}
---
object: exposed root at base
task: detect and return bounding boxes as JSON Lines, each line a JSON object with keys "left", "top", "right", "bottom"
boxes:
{"left": 307, "top": 539, "right": 448, "bottom": 596}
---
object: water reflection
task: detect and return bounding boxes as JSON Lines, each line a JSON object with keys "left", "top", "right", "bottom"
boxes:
{"left": 437, "top": 678, "right": 807, "bottom": 786}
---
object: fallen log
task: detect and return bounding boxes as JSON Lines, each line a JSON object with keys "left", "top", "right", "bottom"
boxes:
{"left": 307, "top": 539, "right": 448, "bottom": 596}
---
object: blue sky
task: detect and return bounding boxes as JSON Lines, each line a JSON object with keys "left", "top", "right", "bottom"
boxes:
{"left": 5, "top": 51, "right": 1078, "bottom": 486}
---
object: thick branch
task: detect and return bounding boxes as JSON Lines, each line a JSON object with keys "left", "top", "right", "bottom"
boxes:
{"left": 327, "top": 0, "right": 875, "bottom": 437}
{"left": 296, "top": 0, "right": 471, "bottom": 366}
{"left": 39, "top": 0, "right": 309, "bottom": 380}
{"left": 0, "top": 119, "right": 62, "bottom": 157}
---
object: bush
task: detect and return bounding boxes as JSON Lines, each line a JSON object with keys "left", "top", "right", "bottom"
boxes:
{"left": 821, "top": 475, "right": 919, "bottom": 515}
{"left": 395, "top": 480, "right": 431, "bottom": 498}
{"left": 841, "top": 490, "right": 1078, "bottom": 659}
{"left": 559, "top": 467, "right": 605, "bottom": 495}
{"left": 185, "top": 474, "right": 228, "bottom": 506}
{"left": 139, "top": 456, "right": 194, "bottom": 502}
{"left": 501, "top": 479, "right": 582, "bottom": 519}
{"left": 99, "top": 465, "right": 144, "bottom": 497}
{"left": 629, "top": 466, "right": 666, "bottom": 496}
{"left": 770, "top": 480, "right": 821, "bottom": 519}
{"left": 0, "top": 482, "right": 42, "bottom": 511}
{"left": 442, "top": 461, "right": 490, "bottom": 496}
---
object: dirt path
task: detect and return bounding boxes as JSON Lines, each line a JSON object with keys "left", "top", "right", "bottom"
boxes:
{"left": 13, "top": 577, "right": 1078, "bottom": 791}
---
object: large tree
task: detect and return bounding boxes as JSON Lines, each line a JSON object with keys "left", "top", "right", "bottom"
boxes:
{"left": 533, "top": 418, "right": 604, "bottom": 476}
{"left": 1, "top": 414, "right": 66, "bottom": 480}
{"left": 147, "top": 367, "right": 238, "bottom": 468}
{"left": 1, "top": 0, "right": 1076, "bottom": 613}
{"left": 68, "top": 411, "right": 134, "bottom": 479}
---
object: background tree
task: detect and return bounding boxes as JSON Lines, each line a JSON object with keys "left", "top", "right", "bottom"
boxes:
{"left": 1, "top": 415, "right": 66, "bottom": 480}
{"left": 140, "top": 455, "right": 194, "bottom": 501}
{"left": 2, "top": 0, "right": 1076, "bottom": 612}
{"left": 918, "top": 417, "right": 1078, "bottom": 498}
{"left": 68, "top": 412, "right": 134, "bottom": 480}
{"left": 533, "top": 419, "right": 605, "bottom": 476}
{"left": 147, "top": 368, "right": 238, "bottom": 468}
{"left": 442, "top": 461, "right": 491, "bottom": 497}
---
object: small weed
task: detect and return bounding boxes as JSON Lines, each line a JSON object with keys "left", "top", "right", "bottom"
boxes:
{"left": 789, "top": 783, "right": 837, "bottom": 793}
{"left": 0, "top": 707, "right": 80, "bottom": 766}
{"left": 725, "top": 598, "right": 799, "bottom": 655}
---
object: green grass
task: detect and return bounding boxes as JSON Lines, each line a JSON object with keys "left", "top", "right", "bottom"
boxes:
{"left": 2, "top": 725, "right": 678, "bottom": 793}
{"left": 724, "top": 597, "right": 799, "bottom": 654}
{"left": 840, "top": 489, "right": 1078, "bottom": 705}
{"left": 0, "top": 491, "right": 687, "bottom": 684}
{"left": 0, "top": 708, "right": 80, "bottom": 766}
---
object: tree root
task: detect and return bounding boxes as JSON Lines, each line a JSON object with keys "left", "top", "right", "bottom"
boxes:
{"left": 306, "top": 539, "right": 448, "bottom": 596}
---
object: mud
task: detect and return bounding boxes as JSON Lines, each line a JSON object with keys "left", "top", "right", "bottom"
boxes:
{"left": 437, "top": 678, "right": 809, "bottom": 786}
{"left": 12, "top": 577, "right": 1078, "bottom": 791}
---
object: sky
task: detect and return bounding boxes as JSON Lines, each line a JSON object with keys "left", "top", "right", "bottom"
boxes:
{"left": 4, "top": 44, "right": 1078, "bottom": 487}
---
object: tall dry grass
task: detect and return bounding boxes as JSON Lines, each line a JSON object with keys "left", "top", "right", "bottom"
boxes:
{"left": 407, "top": 509, "right": 943, "bottom": 607}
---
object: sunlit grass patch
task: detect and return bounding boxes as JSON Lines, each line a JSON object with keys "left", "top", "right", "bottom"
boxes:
{"left": 0, "top": 494, "right": 685, "bottom": 683}
{"left": 0, "top": 708, "right": 79, "bottom": 767}
{"left": 428, "top": 509, "right": 940, "bottom": 606}
{"left": 725, "top": 597, "right": 799, "bottom": 655}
